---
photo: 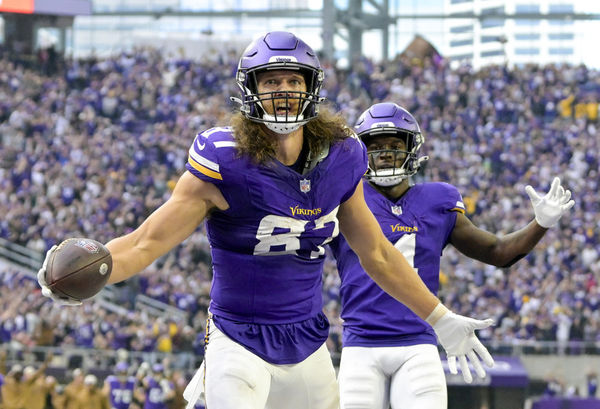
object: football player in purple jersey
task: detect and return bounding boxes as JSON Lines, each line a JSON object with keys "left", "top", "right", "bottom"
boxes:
{"left": 141, "top": 364, "right": 174, "bottom": 409}
{"left": 330, "top": 102, "right": 575, "bottom": 409}
{"left": 103, "top": 361, "right": 137, "bottom": 409}
{"left": 39, "top": 32, "right": 496, "bottom": 409}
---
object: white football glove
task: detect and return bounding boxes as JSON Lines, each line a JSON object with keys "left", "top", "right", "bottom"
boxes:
{"left": 525, "top": 177, "right": 575, "bottom": 229}
{"left": 427, "top": 304, "right": 495, "bottom": 383}
{"left": 37, "top": 245, "right": 82, "bottom": 306}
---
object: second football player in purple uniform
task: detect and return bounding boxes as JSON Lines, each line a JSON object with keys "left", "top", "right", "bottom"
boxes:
{"left": 142, "top": 364, "right": 174, "bottom": 409}
{"left": 39, "top": 33, "right": 495, "bottom": 409}
{"left": 103, "top": 362, "right": 136, "bottom": 409}
{"left": 330, "top": 102, "right": 575, "bottom": 409}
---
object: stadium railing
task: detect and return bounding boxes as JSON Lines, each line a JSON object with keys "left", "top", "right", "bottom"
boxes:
{"left": 0, "top": 240, "right": 187, "bottom": 322}
{"left": 3, "top": 340, "right": 599, "bottom": 382}
{"left": 1, "top": 344, "right": 198, "bottom": 381}
{"left": 135, "top": 293, "right": 188, "bottom": 322}
{"left": 0, "top": 237, "right": 44, "bottom": 271}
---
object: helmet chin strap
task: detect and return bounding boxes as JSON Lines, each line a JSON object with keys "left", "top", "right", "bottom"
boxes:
{"left": 369, "top": 174, "right": 408, "bottom": 186}
{"left": 367, "top": 167, "right": 408, "bottom": 186}
{"left": 262, "top": 113, "right": 308, "bottom": 134}
{"left": 368, "top": 155, "right": 429, "bottom": 186}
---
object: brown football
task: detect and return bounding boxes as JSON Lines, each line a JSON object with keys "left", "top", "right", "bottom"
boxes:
{"left": 46, "top": 238, "right": 112, "bottom": 300}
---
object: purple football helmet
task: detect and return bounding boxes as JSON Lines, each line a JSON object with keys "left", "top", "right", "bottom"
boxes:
{"left": 355, "top": 103, "right": 427, "bottom": 186}
{"left": 232, "top": 31, "right": 324, "bottom": 134}
{"left": 115, "top": 361, "right": 129, "bottom": 373}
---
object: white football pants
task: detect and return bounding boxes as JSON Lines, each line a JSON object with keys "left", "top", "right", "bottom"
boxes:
{"left": 338, "top": 344, "right": 447, "bottom": 409}
{"left": 185, "top": 321, "right": 339, "bottom": 409}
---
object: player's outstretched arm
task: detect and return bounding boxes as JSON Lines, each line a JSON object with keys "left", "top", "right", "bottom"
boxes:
{"left": 38, "top": 171, "right": 229, "bottom": 303}
{"left": 105, "top": 171, "right": 229, "bottom": 284}
{"left": 450, "top": 176, "right": 574, "bottom": 268}
{"left": 338, "top": 182, "right": 494, "bottom": 382}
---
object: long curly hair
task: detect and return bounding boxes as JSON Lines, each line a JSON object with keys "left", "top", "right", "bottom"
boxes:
{"left": 231, "top": 106, "right": 352, "bottom": 165}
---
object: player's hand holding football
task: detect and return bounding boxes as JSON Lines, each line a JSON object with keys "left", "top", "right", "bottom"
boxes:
{"left": 37, "top": 238, "right": 112, "bottom": 304}
{"left": 37, "top": 245, "right": 82, "bottom": 306}
{"left": 526, "top": 176, "right": 575, "bottom": 228}
{"left": 427, "top": 304, "right": 495, "bottom": 383}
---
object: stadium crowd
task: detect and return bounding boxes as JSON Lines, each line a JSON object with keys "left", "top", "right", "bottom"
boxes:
{"left": 0, "top": 45, "right": 599, "bottom": 369}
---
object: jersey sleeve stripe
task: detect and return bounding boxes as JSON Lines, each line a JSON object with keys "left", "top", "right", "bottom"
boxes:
{"left": 451, "top": 200, "right": 466, "bottom": 213}
{"left": 188, "top": 146, "right": 220, "bottom": 172}
{"left": 188, "top": 156, "right": 223, "bottom": 180}
{"left": 214, "top": 141, "right": 237, "bottom": 148}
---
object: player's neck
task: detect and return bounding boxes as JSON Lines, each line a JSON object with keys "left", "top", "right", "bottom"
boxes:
{"left": 272, "top": 127, "right": 305, "bottom": 166}
{"left": 371, "top": 180, "right": 410, "bottom": 201}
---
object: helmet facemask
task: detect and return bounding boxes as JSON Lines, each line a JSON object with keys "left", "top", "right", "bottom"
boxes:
{"left": 236, "top": 62, "right": 324, "bottom": 134}
{"left": 355, "top": 103, "right": 427, "bottom": 187}
{"left": 232, "top": 32, "right": 325, "bottom": 135}
{"left": 363, "top": 128, "right": 426, "bottom": 187}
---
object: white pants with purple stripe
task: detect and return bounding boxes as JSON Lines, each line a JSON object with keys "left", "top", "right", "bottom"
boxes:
{"left": 184, "top": 321, "right": 338, "bottom": 409}
{"left": 338, "top": 344, "right": 447, "bottom": 409}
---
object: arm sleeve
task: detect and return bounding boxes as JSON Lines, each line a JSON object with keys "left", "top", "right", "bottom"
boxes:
{"left": 438, "top": 183, "right": 465, "bottom": 214}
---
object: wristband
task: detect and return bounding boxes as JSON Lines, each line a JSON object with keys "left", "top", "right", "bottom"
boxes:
{"left": 425, "top": 303, "right": 449, "bottom": 326}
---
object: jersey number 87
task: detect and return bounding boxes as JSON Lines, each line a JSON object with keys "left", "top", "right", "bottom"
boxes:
{"left": 253, "top": 207, "right": 339, "bottom": 259}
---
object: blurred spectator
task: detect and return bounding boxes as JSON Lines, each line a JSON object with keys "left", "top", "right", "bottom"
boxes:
{"left": 63, "top": 368, "right": 84, "bottom": 409}
{"left": 22, "top": 365, "right": 50, "bottom": 409}
{"left": 1, "top": 355, "right": 50, "bottom": 409}
{"left": 74, "top": 374, "right": 109, "bottom": 409}
{"left": 45, "top": 376, "right": 61, "bottom": 409}
{"left": 588, "top": 371, "right": 598, "bottom": 398}
{"left": 544, "top": 375, "right": 564, "bottom": 397}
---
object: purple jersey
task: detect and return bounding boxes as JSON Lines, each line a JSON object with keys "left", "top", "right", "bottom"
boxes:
{"left": 143, "top": 377, "right": 167, "bottom": 409}
{"left": 330, "top": 181, "right": 464, "bottom": 347}
{"left": 0, "top": 320, "right": 13, "bottom": 342}
{"left": 106, "top": 375, "right": 136, "bottom": 409}
{"left": 186, "top": 127, "right": 367, "bottom": 363}
{"left": 75, "top": 322, "right": 94, "bottom": 348}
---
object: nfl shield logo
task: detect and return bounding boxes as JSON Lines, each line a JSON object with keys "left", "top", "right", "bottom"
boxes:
{"left": 391, "top": 205, "right": 402, "bottom": 216}
{"left": 300, "top": 179, "right": 311, "bottom": 193}
{"left": 75, "top": 239, "right": 100, "bottom": 254}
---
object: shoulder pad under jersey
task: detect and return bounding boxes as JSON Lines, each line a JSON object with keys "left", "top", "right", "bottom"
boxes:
{"left": 425, "top": 182, "right": 465, "bottom": 214}
{"left": 186, "top": 126, "right": 237, "bottom": 183}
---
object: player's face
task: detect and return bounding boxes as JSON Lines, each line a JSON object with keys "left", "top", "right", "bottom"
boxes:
{"left": 256, "top": 70, "right": 307, "bottom": 116}
{"left": 366, "top": 135, "right": 408, "bottom": 170}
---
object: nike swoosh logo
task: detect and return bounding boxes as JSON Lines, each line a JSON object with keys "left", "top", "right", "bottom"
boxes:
{"left": 197, "top": 142, "right": 205, "bottom": 150}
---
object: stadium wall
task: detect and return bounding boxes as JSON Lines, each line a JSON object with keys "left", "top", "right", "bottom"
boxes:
{"left": 521, "top": 355, "right": 600, "bottom": 396}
